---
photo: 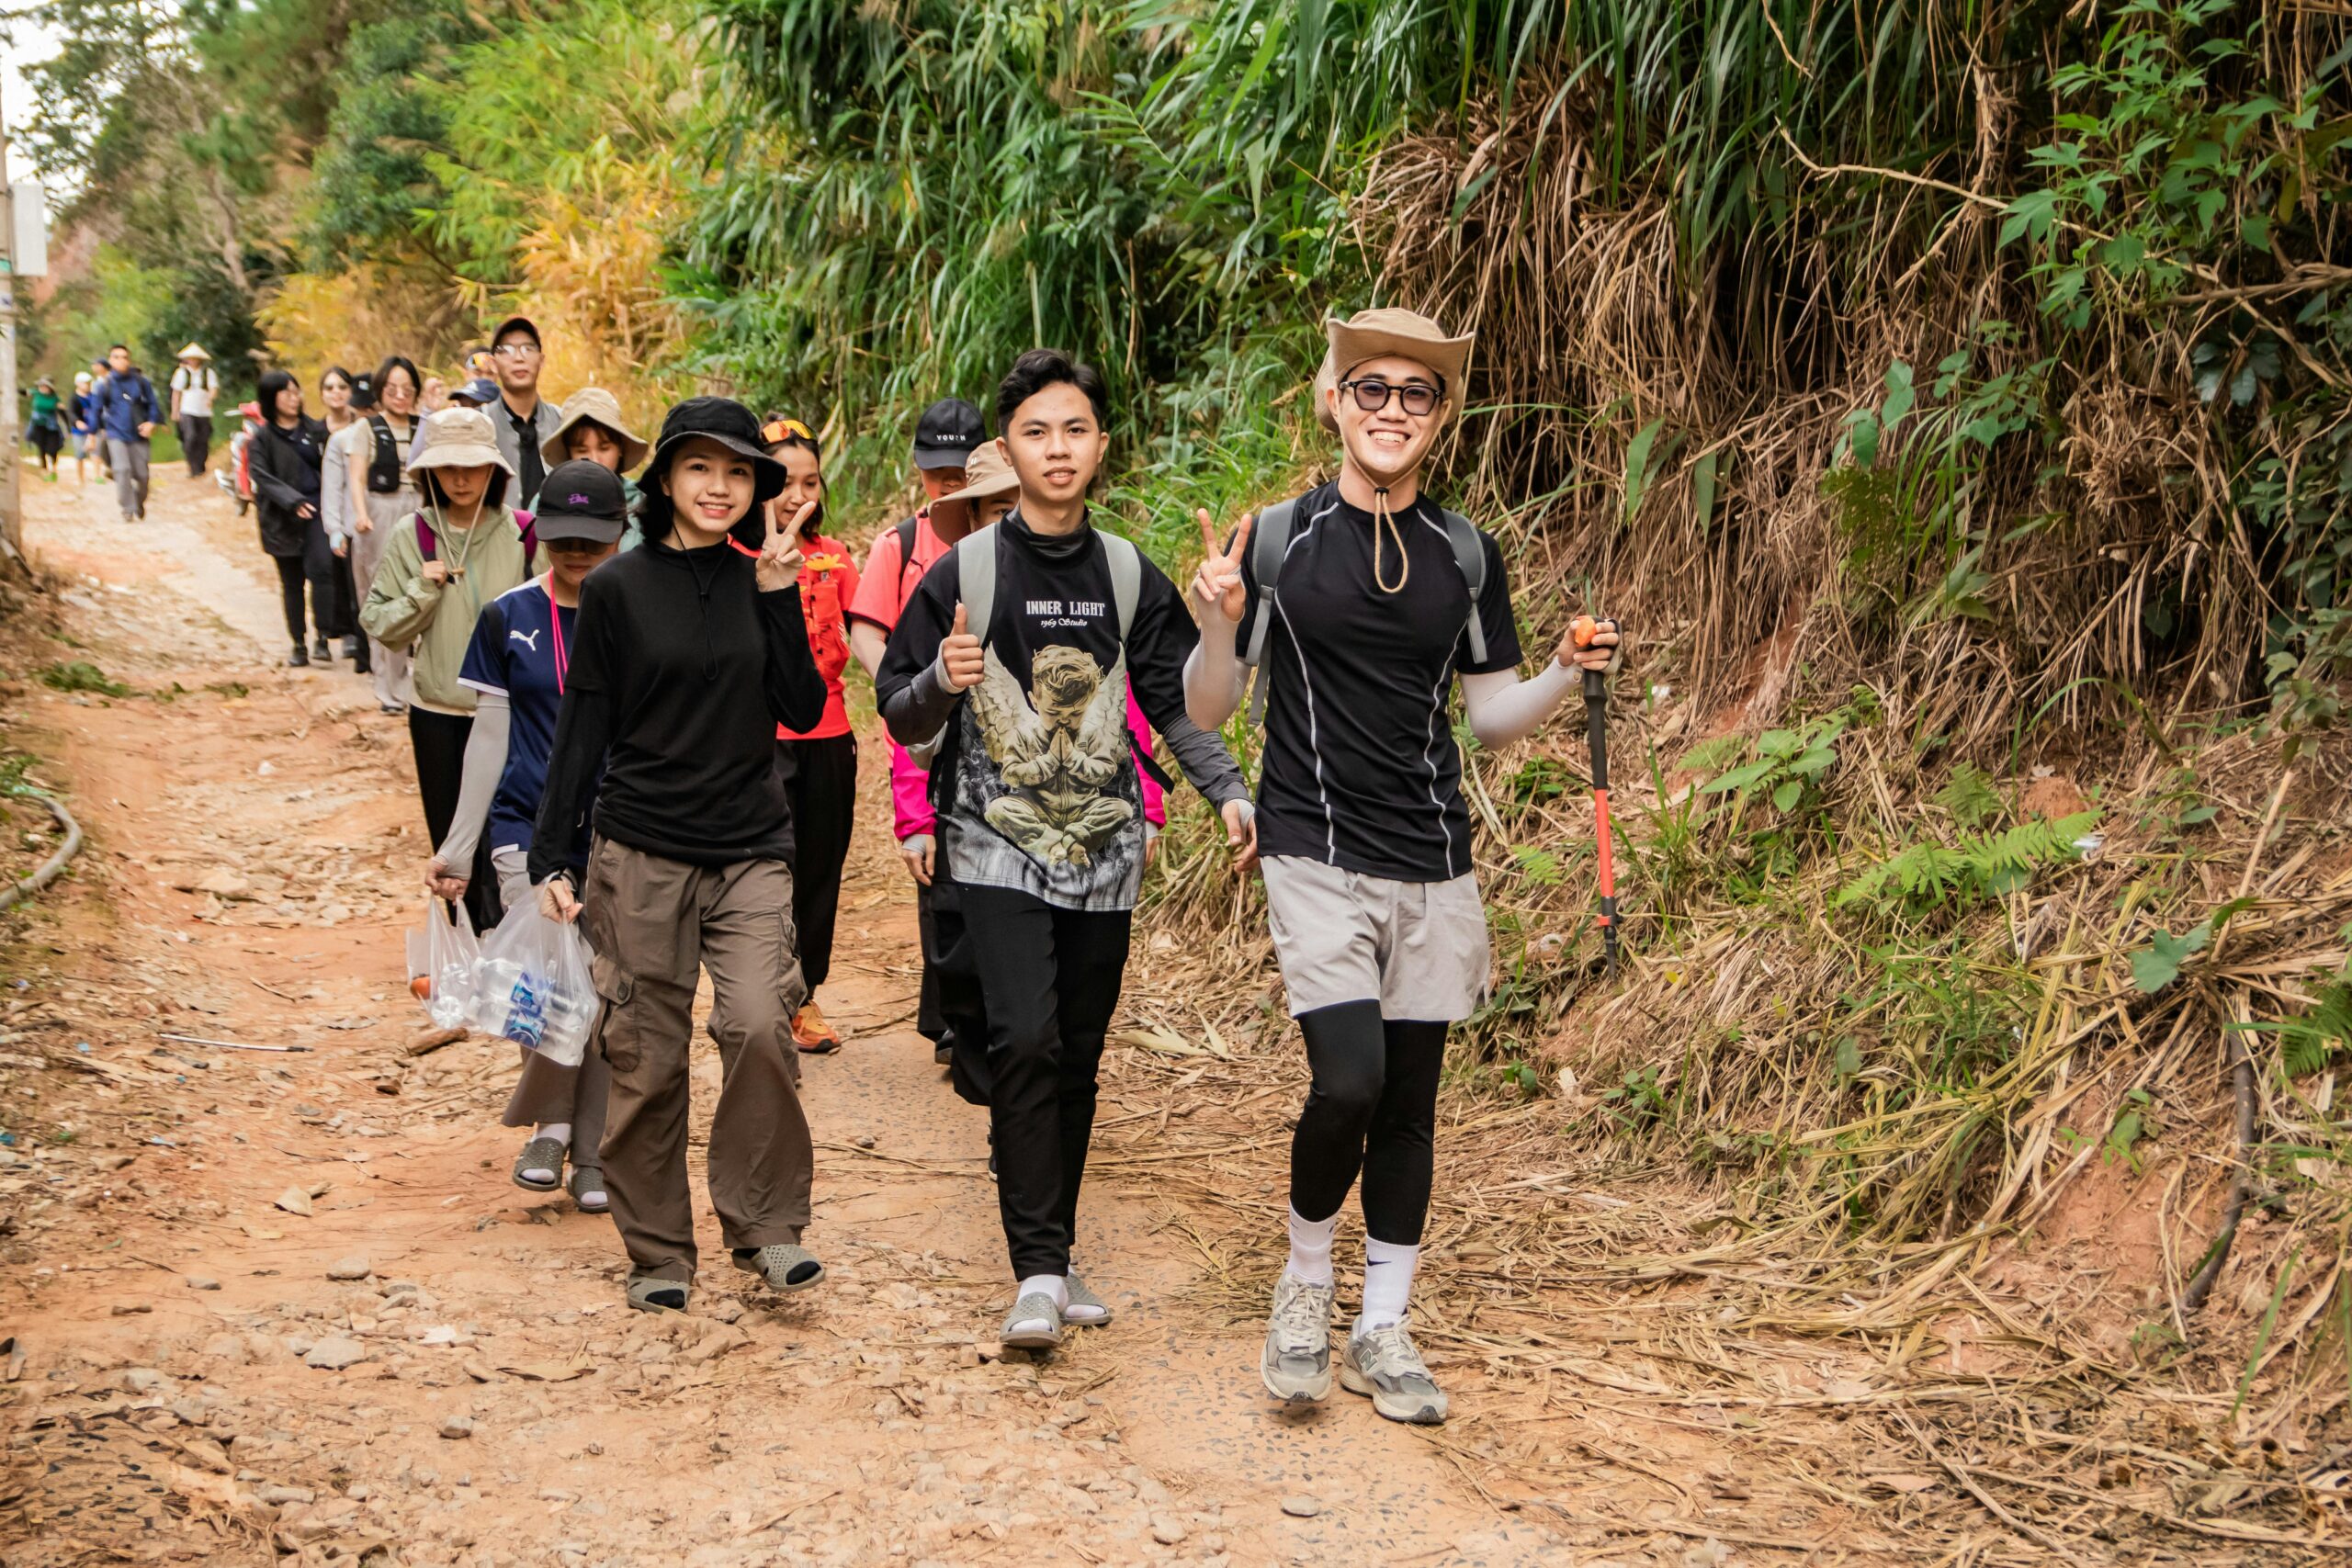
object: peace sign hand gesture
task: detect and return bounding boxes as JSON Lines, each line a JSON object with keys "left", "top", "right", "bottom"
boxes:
{"left": 1191, "top": 509, "right": 1253, "bottom": 625}
{"left": 756, "top": 499, "right": 810, "bottom": 592}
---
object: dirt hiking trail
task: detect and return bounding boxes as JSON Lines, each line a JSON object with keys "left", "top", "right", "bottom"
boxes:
{"left": 3, "top": 468, "right": 2199, "bottom": 1568}
{"left": 0, "top": 468, "right": 1597, "bottom": 1567}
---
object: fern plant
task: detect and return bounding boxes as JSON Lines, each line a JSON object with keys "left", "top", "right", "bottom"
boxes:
{"left": 1836, "top": 809, "right": 2102, "bottom": 915}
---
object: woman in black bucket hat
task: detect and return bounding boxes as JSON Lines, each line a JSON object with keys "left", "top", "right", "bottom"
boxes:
{"left": 528, "top": 397, "right": 832, "bottom": 1314}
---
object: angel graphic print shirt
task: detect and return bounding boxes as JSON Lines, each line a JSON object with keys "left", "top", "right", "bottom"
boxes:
{"left": 876, "top": 513, "right": 1246, "bottom": 912}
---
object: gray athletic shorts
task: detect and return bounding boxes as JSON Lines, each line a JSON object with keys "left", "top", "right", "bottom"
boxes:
{"left": 1261, "top": 855, "right": 1491, "bottom": 1021}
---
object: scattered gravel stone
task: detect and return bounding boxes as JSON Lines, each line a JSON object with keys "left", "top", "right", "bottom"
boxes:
{"left": 185, "top": 1276, "right": 221, "bottom": 1292}
{"left": 438, "top": 1416, "right": 475, "bottom": 1440}
{"left": 1279, "top": 1495, "right": 1321, "bottom": 1518}
{"left": 325, "top": 1257, "right": 372, "bottom": 1281}
{"left": 1151, "top": 1518, "right": 1187, "bottom": 1545}
{"left": 301, "top": 1338, "right": 368, "bottom": 1371}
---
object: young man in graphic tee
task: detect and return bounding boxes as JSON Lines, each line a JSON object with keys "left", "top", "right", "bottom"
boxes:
{"left": 877, "top": 350, "right": 1256, "bottom": 1351}
{"left": 1183, "top": 309, "right": 1621, "bottom": 1424}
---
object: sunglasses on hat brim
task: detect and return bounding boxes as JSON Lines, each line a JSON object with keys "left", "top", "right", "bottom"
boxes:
{"left": 762, "top": 418, "right": 815, "bottom": 446}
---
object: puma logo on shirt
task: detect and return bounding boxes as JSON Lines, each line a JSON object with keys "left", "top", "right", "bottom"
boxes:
{"left": 509, "top": 628, "right": 542, "bottom": 651}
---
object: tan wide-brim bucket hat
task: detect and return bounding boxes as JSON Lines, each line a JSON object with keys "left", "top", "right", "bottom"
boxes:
{"left": 540, "top": 386, "right": 650, "bottom": 471}
{"left": 406, "top": 407, "right": 514, "bottom": 478}
{"left": 927, "top": 440, "right": 1022, "bottom": 526}
{"left": 1311, "top": 351, "right": 1340, "bottom": 434}
{"left": 175, "top": 342, "right": 212, "bottom": 363}
{"left": 1323, "top": 308, "right": 1475, "bottom": 403}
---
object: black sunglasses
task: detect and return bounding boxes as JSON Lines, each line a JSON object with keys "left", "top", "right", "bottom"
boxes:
{"left": 1339, "top": 377, "right": 1442, "bottom": 417}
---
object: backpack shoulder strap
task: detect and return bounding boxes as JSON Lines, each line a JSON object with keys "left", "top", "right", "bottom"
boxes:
{"left": 413, "top": 511, "right": 436, "bottom": 561}
{"left": 957, "top": 525, "right": 997, "bottom": 644}
{"left": 1442, "top": 508, "right": 1488, "bottom": 665}
{"left": 1102, "top": 533, "right": 1141, "bottom": 641}
{"left": 515, "top": 511, "right": 537, "bottom": 570}
{"left": 896, "top": 515, "right": 919, "bottom": 571}
{"left": 1242, "top": 496, "right": 1302, "bottom": 725}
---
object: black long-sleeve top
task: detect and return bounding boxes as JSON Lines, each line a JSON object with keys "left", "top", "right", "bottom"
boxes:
{"left": 528, "top": 532, "right": 828, "bottom": 883}
{"left": 248, "top": 416, "right": 327, "bottom": 559}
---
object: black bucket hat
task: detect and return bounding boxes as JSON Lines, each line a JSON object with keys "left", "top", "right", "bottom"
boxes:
{"left": 535, "top": 460, "right": 630, "bottom": 545}
{"left": 641, "top": 397, "right": 789, "bottom": 551}
{"left": 641, "top": 397, "right": 789, "bottom": 503}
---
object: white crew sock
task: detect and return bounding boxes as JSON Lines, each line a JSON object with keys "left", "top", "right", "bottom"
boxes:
{"left": 1285, "top": 1207, "right": 1337, "bottom": 1289}
{"left": 1016, "top": 1274, "right": 1069, "bottom": 1314}
{"left": 1360, "top": 1237, "right": 1419, "bottom": 1330}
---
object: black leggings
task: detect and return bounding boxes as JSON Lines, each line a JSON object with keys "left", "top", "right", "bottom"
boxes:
{"left": 409, "top": 707, "right": 500, "bottom": 932}
{"left": 775, "top": 733, "right": 857, "bottom": 992}
{"left": 1287, "top": 1001, "right": 1448, "bottom": 1246}
{"left": 960, "top": 884, "right": 1130, "bottom": 1279}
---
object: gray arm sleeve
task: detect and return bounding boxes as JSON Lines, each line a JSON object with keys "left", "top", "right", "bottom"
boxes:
{"left": 436, "top": 692, "right": 511, "bottom": 868}
{"left": 1158, "top": 713, "right": 1250, "bottom": 810}
{"left": 880, "top": 657, "right": 964, "bottom": 747}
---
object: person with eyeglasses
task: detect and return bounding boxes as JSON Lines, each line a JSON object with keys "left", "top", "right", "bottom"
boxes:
{"left": 484, "top": 315, "right": 563, "bottom": 508}
{"left": 1182, "top": 308, "right": 1622, "bottom": 1427}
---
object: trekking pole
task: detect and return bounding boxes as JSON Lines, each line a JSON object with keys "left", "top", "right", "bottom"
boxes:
{"left": 1570, "top": 615, "right": 1618, "bottom": 977}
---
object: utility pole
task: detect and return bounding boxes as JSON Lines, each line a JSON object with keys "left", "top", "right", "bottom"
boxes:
{"left": 0, "top": 71, "right": 18, "bottom": 567}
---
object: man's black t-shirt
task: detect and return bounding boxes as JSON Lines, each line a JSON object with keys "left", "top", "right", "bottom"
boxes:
{"left": 1233, "top": 480, "right": 1522, "bottom": 883}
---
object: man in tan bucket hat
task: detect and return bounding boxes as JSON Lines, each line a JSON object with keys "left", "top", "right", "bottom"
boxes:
{"left": 1184, "top": 306, "right": 1623, "bottom": 1427}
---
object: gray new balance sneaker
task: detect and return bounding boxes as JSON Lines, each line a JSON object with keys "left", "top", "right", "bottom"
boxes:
{"left": 1340, "top": 1320, "right": 1447, "bottom": 1425}
{"left": 1260, "top": 1270, "right": 1335, "bottom": 1404}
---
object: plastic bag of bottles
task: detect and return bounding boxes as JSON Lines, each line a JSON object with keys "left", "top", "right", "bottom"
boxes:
{"left": 407, "top": 897, "right": 480, "bottom": 1031}
{"left": 470, "top": 900, "right": 597, "bottom": 1066}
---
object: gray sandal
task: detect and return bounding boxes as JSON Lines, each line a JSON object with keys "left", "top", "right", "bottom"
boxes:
{"left": 1063, "top": 1275, "right": 1112, "bottom": 1326}
{"left": 732, "top": 1243, "right": 825, "bottom": 1294}
{"left": 512, "top": 1135, "right": 566, "bottom": 1193}
{"left": 626, "top": 1275, "right": 689, "bottom": 1314}
{"left": 568, "top": 1165, "right": 609, "bottom": 1214}
{"left": 1001, "top": 1291, "right": 1064, "bottom": 1351}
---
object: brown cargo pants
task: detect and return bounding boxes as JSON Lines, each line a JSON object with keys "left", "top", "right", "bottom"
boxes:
{"left": 582, "top": 837, "right": 812, "bottom": 1282}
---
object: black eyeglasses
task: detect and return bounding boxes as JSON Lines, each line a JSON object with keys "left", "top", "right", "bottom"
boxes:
{"left": 1339, "top": 378, "right": 1442, "bottom": 417}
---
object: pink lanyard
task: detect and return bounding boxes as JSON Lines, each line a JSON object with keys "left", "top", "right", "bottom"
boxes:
{"left": 544, "top": 573, "right": 569, "bottom": 694}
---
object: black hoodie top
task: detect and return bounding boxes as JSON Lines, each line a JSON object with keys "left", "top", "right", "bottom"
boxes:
{"left": 528, "top": 530, "right": 827, "bottom": 882}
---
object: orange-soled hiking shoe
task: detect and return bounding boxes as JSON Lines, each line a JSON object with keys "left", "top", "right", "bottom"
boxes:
{"left": 792, "top": 1001, "right": 842, "bottom": 1055}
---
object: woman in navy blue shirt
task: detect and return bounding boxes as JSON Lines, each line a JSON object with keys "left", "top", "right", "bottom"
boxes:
{"left": 425, "top": 460, "right": 627, "bottom": 1210}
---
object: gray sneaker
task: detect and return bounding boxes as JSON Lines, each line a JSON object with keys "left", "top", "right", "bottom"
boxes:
{"left": 1340, "top": 1320, "right": 1447, "bottom": 1425}
{"left": 1260, "top": 1270, "right": 1334, "bottom": 1404}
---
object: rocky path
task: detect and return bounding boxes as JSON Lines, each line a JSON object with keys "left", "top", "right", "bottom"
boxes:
{"left": 0, "top": 467, "right": 1569, "bottom": 1567}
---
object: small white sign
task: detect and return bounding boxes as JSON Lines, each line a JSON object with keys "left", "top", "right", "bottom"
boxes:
{"left": 10, "top": 183, "right": 47, "bottom": 277}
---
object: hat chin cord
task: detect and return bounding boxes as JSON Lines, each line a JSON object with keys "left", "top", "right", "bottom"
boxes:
{"left": 1370, "top": 487, "right": 1410, "bottom": 595}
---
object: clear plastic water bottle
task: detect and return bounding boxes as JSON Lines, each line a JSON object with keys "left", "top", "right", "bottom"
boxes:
{"left": 471, "top": 956, "right": 523, "bottom": 1036}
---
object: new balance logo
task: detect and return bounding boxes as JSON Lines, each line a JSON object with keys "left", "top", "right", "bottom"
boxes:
{"left": 509, "top": 628, "right": 542, "bottom": 651}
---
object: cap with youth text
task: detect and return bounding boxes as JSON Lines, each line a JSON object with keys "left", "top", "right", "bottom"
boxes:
{"left": 534, "top": 460, "right": 630, "bottom": 545}
{"left": 912, "top": 398, "right": 984, "bottom": 471}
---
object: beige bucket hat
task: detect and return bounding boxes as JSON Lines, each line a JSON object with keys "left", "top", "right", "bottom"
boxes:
{"left": 1310, "top": 350, "right": 1340, "bottom": 434}
{"left": 540, "top": 386, "right": 650, "bottom": 470}
{"left": 406, "top": 407, "right": 514, "bottom": 477}
{"left": 175, "top": 342, "right": 212, "bottom": 363}
{"left": 1323, "top": 308, "right": 1475, "bottom": 401}
{"left": 927, "top": 440, "right": 1021, "bottom": 527}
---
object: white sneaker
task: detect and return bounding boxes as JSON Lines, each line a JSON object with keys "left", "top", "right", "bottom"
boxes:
{"left": 1340, "top": 1319, "right": 1447, "bottom": 1425}
{"left": 1260, "top": 1271, "right": 1334, "bottom": 1404}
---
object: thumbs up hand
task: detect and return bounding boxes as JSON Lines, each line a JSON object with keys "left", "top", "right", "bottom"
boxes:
{"left": 940, "top": 602, "right": 984, "bottom": 690}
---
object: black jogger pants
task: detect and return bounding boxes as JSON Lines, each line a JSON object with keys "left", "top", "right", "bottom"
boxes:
{"left": 960, "top": 883, "right": 1130, "bottom": 1279}
{"left": 775, "top": 732, "right": 857, "bottom": 993}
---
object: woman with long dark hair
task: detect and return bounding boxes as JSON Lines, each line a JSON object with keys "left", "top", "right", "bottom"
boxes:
{"left": 759, "top": 416, "right": 861, "bottom": 1053}
{"left": 246, "top": 369, "right": 336, "bottom": 668}
{"left": 531, "top": 397, "right": 829, "bottom": 1314}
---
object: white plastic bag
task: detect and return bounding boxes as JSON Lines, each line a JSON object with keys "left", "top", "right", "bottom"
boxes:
{"left": 470, "top": 900, "right": 597, "bottom": 1066}
{"left": 408, "top": 897, "right": 480, "bottom": 1031}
